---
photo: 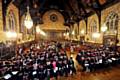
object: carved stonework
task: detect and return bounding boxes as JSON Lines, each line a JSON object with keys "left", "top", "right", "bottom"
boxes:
{"left": 50, "top": 14, "right": 58, "bottom": 22}
{"left": 101, "top": 2, "right": 120, "bottom": 45}
{"left": 41, "top": 10, "right": 66, "bottom": 31}
{"left": 38, "top": 10, "right": 68, "bottom": 40}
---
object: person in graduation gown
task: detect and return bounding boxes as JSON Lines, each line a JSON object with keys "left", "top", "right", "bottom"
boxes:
{"left": 57, "top": 60, "right": 63, "bottom": 76}
{"left": 38, "top": 65, "right": 45, "bottom": 80}
{"left": 76, "top": 52, "right": 82, "bottom": 64}
{"left": 45, "top": 60, "right": 53, "bottom": 80}
{"left": 68, "top": 57, "right": 76, "bottom": 75}
{"left": 52, "top": 60, "right": 58, "bottom": 80}
{"left": 63, "top": 60, "right": 69, "bottom": 77}
{"left": 4, "top": 68, "right": 12, "bottom": 80}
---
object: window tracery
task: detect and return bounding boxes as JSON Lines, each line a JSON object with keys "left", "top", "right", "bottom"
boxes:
{"left": 106, "top": 12, "right": 119, "bottom": 33}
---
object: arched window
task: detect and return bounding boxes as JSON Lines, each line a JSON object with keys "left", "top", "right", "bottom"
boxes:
{"left": 90, "top": 20, "right": 97, "bottom": 34}
{"left": 90, "top": 20, "right": 97, "bottom": 41}
{"left": 106, "top": 12, "right": 119, "bottom": 33}
{"left": 8, "top": 10, "right": 16, "bottom": 31}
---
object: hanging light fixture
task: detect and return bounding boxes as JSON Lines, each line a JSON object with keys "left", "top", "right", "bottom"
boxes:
{"left": 24, "top": 6, "right": 33, "bottom": 29}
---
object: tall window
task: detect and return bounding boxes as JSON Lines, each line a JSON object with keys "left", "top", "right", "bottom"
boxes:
{"left": 8, "top": 10, "right": 16, "bottom": 31}
{"left": 106, "top": 12, "right": 119, "bottom": 33}
{"left": 90, "top": 20, "right": 97, "bottom": 33}
{"left": 90, "top": 20, "right": 97, "bottom": 40}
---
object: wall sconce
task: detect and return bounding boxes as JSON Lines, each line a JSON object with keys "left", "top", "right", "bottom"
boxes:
{"left": 101, "top": 23, "right": 108, "bottom": 32}
{"left": 80, "top": 29, "right": 85, "bottom": 35}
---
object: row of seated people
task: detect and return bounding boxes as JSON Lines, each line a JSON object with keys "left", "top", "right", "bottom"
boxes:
{"left": 0, "top": 42, "right": 76, "bottom": 80}
{"left": 76, "top": 47, "right": 120, "bottom": 72}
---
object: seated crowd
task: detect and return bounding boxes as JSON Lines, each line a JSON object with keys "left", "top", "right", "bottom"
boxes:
{"left": 0, "top": 42, "right": 76, "bottom": 80}
{"left": 76, "top": 47, "right": 120, "bottom": 72}
{"left": 1, "top": 41, "right": 120, "bottom": 80}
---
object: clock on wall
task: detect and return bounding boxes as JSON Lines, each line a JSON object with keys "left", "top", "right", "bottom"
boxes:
{"left": 50, "top": 14, "right": 58, "bottom": 22}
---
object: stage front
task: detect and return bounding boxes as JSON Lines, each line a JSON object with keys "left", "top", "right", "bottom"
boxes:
{"left": 38, "top": 30, "right": 66, "bottom": 41}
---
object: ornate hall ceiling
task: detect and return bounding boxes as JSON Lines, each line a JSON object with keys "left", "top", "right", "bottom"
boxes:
{"left": 2, "top": 0, "right": 119, "bottom": 25}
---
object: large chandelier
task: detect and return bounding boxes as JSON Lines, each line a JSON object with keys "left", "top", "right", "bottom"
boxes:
{"left": 24, "top": 6, "right": 33, "bottom": 29}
